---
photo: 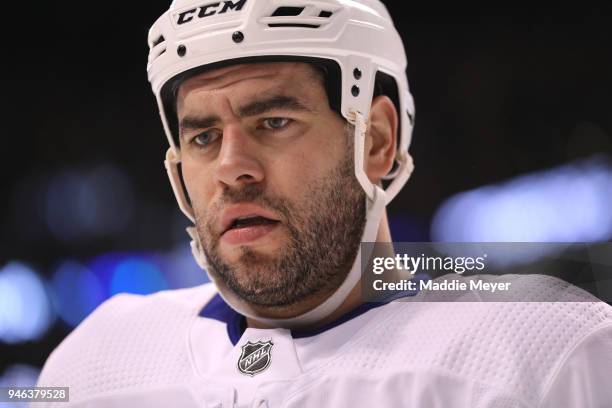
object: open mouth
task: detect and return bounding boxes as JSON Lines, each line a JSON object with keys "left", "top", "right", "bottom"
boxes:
{"left": 219, "top": 205, "right": 283, "bottom": 246}
{"left": 225, "top": 215, "right": 280, "bottom": 233}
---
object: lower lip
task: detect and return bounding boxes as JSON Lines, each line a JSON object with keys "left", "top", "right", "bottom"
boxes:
{"left": 221, "top": 223, "right": 280, "bottom": 245}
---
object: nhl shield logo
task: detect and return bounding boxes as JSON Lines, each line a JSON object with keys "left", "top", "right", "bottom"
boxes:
{"left": 237, "top": 340, "right": 274, "bottom": 376}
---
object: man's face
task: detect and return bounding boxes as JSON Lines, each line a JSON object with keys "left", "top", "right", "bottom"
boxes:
{"left": 177, "top": 62, "right": 366, "bottom": 309}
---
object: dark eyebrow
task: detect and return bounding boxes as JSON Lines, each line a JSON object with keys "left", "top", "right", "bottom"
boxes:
{"left": 179, "top": 94, "right": 313, "bottom": 138}
{"left": 237, "top": 95, "right": 312, "bottom": 117}
{"left": 179, "top": 115, "right": 220, "bottom": 135}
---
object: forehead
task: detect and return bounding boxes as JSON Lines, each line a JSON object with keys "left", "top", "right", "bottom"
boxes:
{"left": 177, "top": 62, "right": 322, "bottom": 108}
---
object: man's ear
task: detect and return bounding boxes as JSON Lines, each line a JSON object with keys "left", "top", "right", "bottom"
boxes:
{"left": 365, "top": 95, "right": 398, "bottom": 183}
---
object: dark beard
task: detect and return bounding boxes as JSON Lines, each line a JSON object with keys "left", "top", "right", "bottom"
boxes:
{"left": 196, "top": 149, "right": 366, "bottom": 308}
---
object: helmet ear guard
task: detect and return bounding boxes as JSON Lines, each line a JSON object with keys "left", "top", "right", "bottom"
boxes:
{"left": 164, "top": 147, "right": 195, "bottom": 223}
{"left": 148, "top": 0, "right": 415, "bottom": 327}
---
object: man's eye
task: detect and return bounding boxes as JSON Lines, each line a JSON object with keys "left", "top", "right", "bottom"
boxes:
{"left": 262, "top": 118, "right": 291, "bottom": 130}
{"left": 193, "top": 130, "right": 221, "bottom": 147}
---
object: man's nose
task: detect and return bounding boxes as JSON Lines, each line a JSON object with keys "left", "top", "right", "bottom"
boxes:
{"left": 214, "top": 124, "right": 264, "bottom": 187}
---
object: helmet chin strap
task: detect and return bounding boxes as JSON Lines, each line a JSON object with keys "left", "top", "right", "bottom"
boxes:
{"left": 186, "top": 110, "right": 396, "bottom": 329}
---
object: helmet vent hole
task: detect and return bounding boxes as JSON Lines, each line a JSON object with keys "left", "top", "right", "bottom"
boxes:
{"left": 268, "top": 23, "right": 320, "bottom": 28}
{"left": 407, "top": 111, "right": 414, "bottom": 125}
{"left": 271, "top": 6, "right": 304, "bottom": 16}
{"left": 148, "top": 35, "right": 167, "bottom": 62}
{"left": 265, "top": 5, "right": 332, "bottom": 28}
{"left": 151, "top": 35, "right": 165, "bottom": 48}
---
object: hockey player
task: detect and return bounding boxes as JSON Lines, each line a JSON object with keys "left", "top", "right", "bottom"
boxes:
{"left": 37, "top": 0, "right": 612, "bottom": 406}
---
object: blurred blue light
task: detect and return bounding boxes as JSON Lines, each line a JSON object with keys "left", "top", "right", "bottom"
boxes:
{"left": 51, "top": 261, "right": 106, "bottom": 328}
{"left": 44, "top": 164, "right": 134, "bottom": 243}
{"left": 89, "top": 253, "right": 169, "bottom": 297}
{"left": 81, "top": 165, "right": 134, "bottom": 236}
{"left": 389, "top": 214, "right": 429, "bottom": 241}
{"left": 110, "top": 257, "right": 168, "bottom": 296}
{"left": 0, "top": 364, "right": 40, "bottom": 387}
{"left": 88, "top": 253, "right": 123, "bottom": 296}
{"left": 162, "top": 245, "right": 209, "bottom": 289}
{"left": 0, "top": 262, "right": 54, "bottom": 344}
{"left": 431, "top": 156, "right": 612, "bottom": 263}
{"left": 0, "top": 364, "right": 41, "bottom": 408}
{"left": 44, "top": 171, "right": 84, "bottom": 242}
{"left": 91, "top": 248, "right": 208, "bottom": 295}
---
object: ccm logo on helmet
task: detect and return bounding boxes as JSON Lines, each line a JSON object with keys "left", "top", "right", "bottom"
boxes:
{"left": 176, "top": 0, "right": 247, "bottom": 25}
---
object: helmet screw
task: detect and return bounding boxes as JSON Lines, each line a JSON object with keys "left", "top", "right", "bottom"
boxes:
{"left": 177, "top": 45, "right": 186, "bottom": 57}
{"left": 353, "top": 68, "right": 362, "bottom": 80}
{"left": 351, "top": 85, "right": 360, "bottom": 97}
{"left": 232, "top": 31, "right": 244, "bottom": 43}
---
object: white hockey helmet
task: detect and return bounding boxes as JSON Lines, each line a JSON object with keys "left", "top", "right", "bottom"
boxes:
{"left": 147, "top": 0, "right": 415, "bottom": 327}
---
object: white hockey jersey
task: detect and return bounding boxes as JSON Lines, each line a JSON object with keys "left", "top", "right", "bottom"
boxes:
{"left": 37, "top": 274, "right": 612, "bottom": 407}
